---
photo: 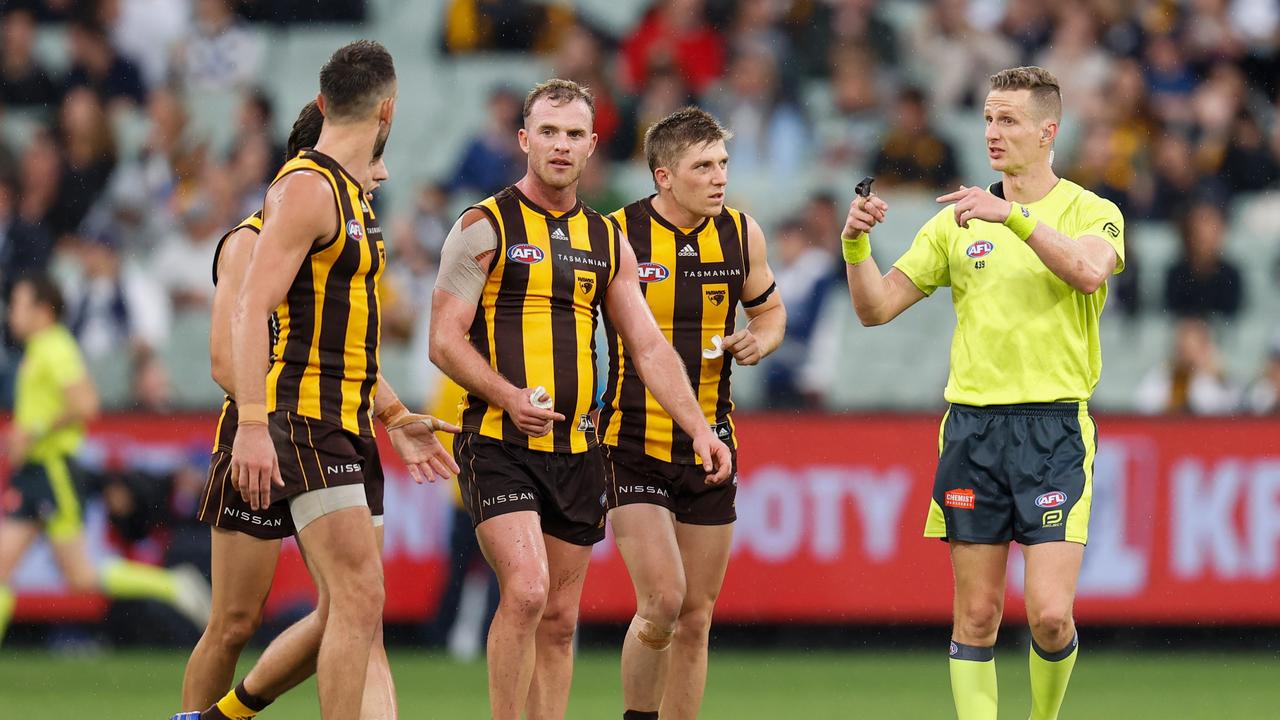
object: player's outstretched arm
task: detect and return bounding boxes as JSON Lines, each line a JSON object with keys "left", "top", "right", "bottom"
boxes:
{"left": 372, "top": 372, "right": 461, "bottom": 484}
{"left": 842, "top": 193, "right": 927, "bottom": 326}
{"left": 936, "top": 185, "right": 1118, "bottom": 294}
{"left": 210, "top": 227, "right": 256, "bottom": 395}
{"left": 605, "top": 239, "right": 732, "bottom": 483}
{"left": 429, "top": 210, "right": 564, "bottom": 438}
{"left": 230, "top": 171, "right": 333, "bottom": 510}
{"left": 721, "top": 215, "right": 786, "bottom": 366}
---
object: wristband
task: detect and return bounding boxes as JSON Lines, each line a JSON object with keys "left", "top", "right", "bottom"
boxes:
{"left": 841, "top": 233, "right": 871, "bottom": 264}
{"left": 238, "top": 403, "right": 268, "bottom": 426}
{"left": 1005, "top": 203, "right": 1037, "bottom": 241}
{"left": 377, "top": 399, "right": 411, "bottom": 429}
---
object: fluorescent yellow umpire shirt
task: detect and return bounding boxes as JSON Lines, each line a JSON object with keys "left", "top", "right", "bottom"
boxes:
{"left": 893, "top": 179, "right": 1125, "bottom": 406}
{"left": 15, "top": 324, "right": 88, "bottom": 460}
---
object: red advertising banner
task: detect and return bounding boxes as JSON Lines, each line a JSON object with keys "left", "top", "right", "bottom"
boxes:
{"left": 6, "top": 413, "right": 1280, "bottom": 624}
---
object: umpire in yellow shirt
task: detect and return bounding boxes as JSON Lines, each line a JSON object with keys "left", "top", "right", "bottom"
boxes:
{"left": 842, "top": 67, "right": 1124, "bottom": 720}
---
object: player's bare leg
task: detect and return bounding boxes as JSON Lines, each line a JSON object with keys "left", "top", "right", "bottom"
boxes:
{"left": 361, "top": 527, "right": 398, "bottom": 719}
{"left": 948, "top": 541, "right": 1009, "bottom": 720}
{"left": 525, "top": 534, "right": 592, "bottom": 720}
{"left": 0, "top": 520, "right": 41, "bottom": 643}
{"left": 1023, "top": 541, "right": 1084, "bottom": 720}
{"left": 660, "top": 521, "right": 732, "bottom": 720}
{"left": 182, "top": 529, "right": 281, "bottom": 708}
{"left": 477, "top": 511, "right": 549, "bottom": 720}
{"left": 294, "top": 505, "right": 384, "bottom": 720}
{"left": 612, "top": 504, "right": 685, "bottom": 715}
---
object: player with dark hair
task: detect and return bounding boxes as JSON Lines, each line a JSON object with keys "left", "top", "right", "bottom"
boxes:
{"left": 842, "top": 66, "right": 1124, "bottom": 720}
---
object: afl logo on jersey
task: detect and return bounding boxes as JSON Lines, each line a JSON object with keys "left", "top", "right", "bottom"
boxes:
{"left": 637, "top": 262, "right": 670, "bottom": 283}
{"left": 966, "top": 240, "right": 994, "bottom": 258}
{"left": 346, "top": 219, "right": 364, "bottom": 241}
{"left": 507, "top": 244, "right": 545, "bottom": 264}
{"left": 1035, "top": 491, "right": 1067, "bottom": 509}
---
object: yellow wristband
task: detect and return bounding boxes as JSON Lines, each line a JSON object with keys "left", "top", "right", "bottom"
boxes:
{"left": 1005, "top": 203, "right": 1037, "bottom": 241}
{"left": 238, "top": 403, "right": 268, "bottom": 426}
{"left": 377, "top": 400, "right": 411, "bottom": 428}
{"left": 841, "top": 233, "right": 871, "bottom": 264}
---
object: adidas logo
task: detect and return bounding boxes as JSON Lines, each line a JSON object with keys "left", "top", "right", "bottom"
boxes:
{"left": 679, "top": 243, "right": 697, "bottom": 257}
{"left": 551, "top": 227, "right": 568, "bottom": 242}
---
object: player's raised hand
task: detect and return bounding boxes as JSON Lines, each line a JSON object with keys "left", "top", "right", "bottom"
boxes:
{"left": 231, "top": 424, "right": 283, "bottom": 511}
{"left": 721, "top": 328, "right": 763, "bottom": 366}
{"left": 936, "top": 185, "right": 1013, "bottom": 229}
{"left": 693, "top": 431, "right": 734, "bottom": 485}
{"left": 387, "top": 413, "right": 462, "bottom": 484}
{"left": 504, "top": 386, "right": 565, "bottom": 438}
{"left": 843, "top": 193, "right": 889, "bottom": 239}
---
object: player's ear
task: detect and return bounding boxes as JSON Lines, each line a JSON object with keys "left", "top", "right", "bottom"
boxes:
{"left": 1040, "top": 119, "right": 1059, "bottom": 147}
{"left": 380, "top": 95, "right": 396, "bottom": 124}
{"left": 315, "top": 93, "right": 326, "bottom": 117}
{"left": 517, "top": 127, "right": 530, "bottom": 154}
{"left": 654, "top": 166, "right": 672, "bottom": 191}
{"left": 587, "top": 132, "right": 598, "bottom": 158}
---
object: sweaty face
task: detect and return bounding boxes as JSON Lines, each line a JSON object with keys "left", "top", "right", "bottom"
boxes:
{"left": 520, "top": 97, "right": 597, "bottom": 191}
{"left": 665, "top": 140, "right": 729, "bottom": 220}
{"left": 983, "top": 89, "right": 1052, "bottom": 174}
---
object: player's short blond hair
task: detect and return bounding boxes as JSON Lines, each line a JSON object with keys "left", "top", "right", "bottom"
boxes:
{"left": 644, "top": 106, "right": 733, "bottom": 175}
{"left": 989, "top": 66, "right": 1062, "bottom": 121}
{"left": 522, "top": 79, "right": 595, "bottom": 122}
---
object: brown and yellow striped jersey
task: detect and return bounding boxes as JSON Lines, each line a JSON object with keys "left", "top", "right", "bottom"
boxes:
{"left": 209, "top": 211, "right": 264, "bottom": 453}
{"left": 599, "top": 197, "right": 750, "bottom": 464}
{"left": 263, "top": 150, "right": 385, "bottom": 438}
{"left": 461, "top": 185, "right": 621, "bottom": 454}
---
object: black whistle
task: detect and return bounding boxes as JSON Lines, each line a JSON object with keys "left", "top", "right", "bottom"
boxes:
{"left": 855, "top": 176, "right": 875, "bottom": 198}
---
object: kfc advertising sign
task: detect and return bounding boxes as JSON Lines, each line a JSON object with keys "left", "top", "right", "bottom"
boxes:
{"left": 5, "top": 414, "right": 1280, "bottom": 624}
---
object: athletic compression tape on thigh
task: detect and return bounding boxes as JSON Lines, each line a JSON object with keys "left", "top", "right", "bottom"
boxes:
{"left": 629, "top": 614, "right": 674, "bottom": 651}
{"left": 1005, "top": 202, "right": 1038, "bottom": 242}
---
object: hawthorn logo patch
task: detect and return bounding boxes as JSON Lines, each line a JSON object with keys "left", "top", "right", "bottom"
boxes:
{"left": 705, "top": 289, "right": 726, "bottom": 306}
{"left": 577, "top": 276, "right": 595, "bottom": 295}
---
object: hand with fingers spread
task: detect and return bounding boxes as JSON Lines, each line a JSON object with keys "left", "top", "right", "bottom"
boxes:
{"left": 387, "top": 414, "right": 462, "bottom": 484}
{"left": 693, "top": 430, "right": 734, "bottom": 485}
{"left": 503, "top": 385, "right": 565, "bottom": 438}
{"left": 721, "top": 328, "right": 764, "bottom": 365}
{"left": 936, "top": 185, "right": 1013, "bottom": 229}
{"left": 843, "top": 193, "right": 890, "bottom": 240}
{"left": 230, "top": 422, "right": 283, "bottom": 511}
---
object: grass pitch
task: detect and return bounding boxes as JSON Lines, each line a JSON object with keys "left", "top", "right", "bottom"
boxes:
{"left": 0, "top": 648, "right": 1276, "bottom": 718}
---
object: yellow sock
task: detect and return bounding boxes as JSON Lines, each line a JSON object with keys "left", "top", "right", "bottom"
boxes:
{"left": 0, "top": 585, "right": 15, "bottom": 645}
{"left": 949, "top": 641, "right": 998, "bottom": 720}
{"left": 1029, "top": 635, "right": 1078, "bottom": 720}
{"left": 210, "top": 681, "right": 271, "bottom": 719}
{"left": 99, "top": 558, "right": 178, "bottom": 601}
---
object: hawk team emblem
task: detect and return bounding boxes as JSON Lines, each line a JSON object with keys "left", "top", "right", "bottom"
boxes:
{"left": 577, "top": 277, "right": 595, "bottom": 295}
{"left": 705, "top": 289, "right": 726, "bottom": 306}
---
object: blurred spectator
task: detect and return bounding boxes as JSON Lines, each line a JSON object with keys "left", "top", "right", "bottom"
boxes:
{"left": 1135, "top": 317, "right": 1240, "bottom": 415}
{"left": 0, "top": 173, "right": 54, "bottom": 303}
{"left": 1143, "top": 34, "right": 1197, "bottom": 126}
{"left": 449, "top": 88, "right": 524, "bottom": 198}
{"left": 16, "top": 127, "right": 62, "bottom": 231}
{"left": 909, "top": 0, "right": 1017, "bottom": 111}
{"left": 395, "top": 182, "right": 452, "bottom": 262}
{"left": 551, "top": 23, "right": 621, "bottom": 151}
{"left": 786, "top": 0, "right": 898, "bottom": 80}
{"left": 621, "top": 0, "right": 725, "bottom": 95}
{"left": 53, "top": 88, "right": 118, "bottom": 239}
{"left": 706, "top": 43, "right": 808, "bottom": 179}
{"left": 1139, "top": 133, "right": 1224, "bottom": 221}
{"left": 1164, "top": 202, "right": 1243, "bottom": 318}
{"left": 578, "top": 157, "right": 628, "bottom": 215}
{"left": 65, "top": 17, "right": 146, "bottom": 108}
{"left": 612, "top": 67, "right": 693, "bottom": 161}
{"left": 871, "top": 86, "right": 960, "bottom": 191}
{"left": 64, "top": 229, "right": 171, "bottom": 360}
{"left": 1244, "top": 330, "right": 1280, "bottom": 415}
{"left": 802, "top": 191, "right": 844, "bottom": 266}
{"left": 101, "top": 0, "right": 192, "bottom": 90}
{"left": 231, "top": 88, "right": 283, "bottom": 168}
{"left": 1211, "top": 111, "right": 1280, "bottom": 195}
{"left": 130, "top": 349, "right": 173, "bottom": 412}
{"left": 0, "top": 6, "right": 61, "bottom": 109}
{"left": 171, "top": 0, "right": 262, "bottom": 92}
{"left": 441, "top": 0, "right": 572, "bottom": 54}
{"left": 727, "top": 0, "right": 791, "bottom": 65}
{"left": 762, "top": 217, "right": 833, "bottom": 408}
{"left": 1183, "top": 0, "right": 1248, "bottom": 65}
{"left": 1034, "top": 7, "right": 1111, "bottom": 119}
{"left": 999, "top": 0, "right": 1054, "bottom": 64}
{"left": 152, "top": 168, "right": 232, "bottom": 311}
{"left": 813, "top": 46, "right": 883, "bottom": 174}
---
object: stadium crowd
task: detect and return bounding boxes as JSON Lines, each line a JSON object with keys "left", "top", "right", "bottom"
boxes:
{"left": 0, "top": 0, "right": 1277, "bottom": 417}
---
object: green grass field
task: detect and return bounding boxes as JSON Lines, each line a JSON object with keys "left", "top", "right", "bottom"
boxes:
{"left": 1, "top": 649, "right": 1276, "bottom": 718}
